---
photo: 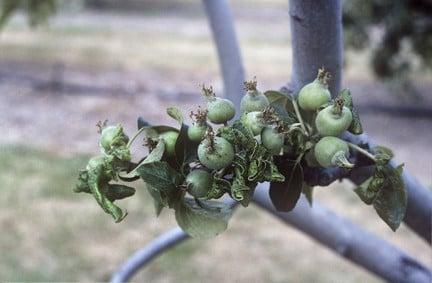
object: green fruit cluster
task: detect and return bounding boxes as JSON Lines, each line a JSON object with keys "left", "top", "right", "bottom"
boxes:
{"left": 76, "top": 71, "right": 405, "bottom": 236}
{"left": 297, "top": 69, "right": 355, "bottom": 168}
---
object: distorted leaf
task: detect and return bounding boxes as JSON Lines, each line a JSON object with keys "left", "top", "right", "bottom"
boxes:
{"left": 205, "top": 177, "right": 229, "bottom": 200}
{"left": 105, "top": 184, "right": 136, "bottom": 202}
{"left": 373, "top": 146, "right": 394, "bottom": 165}
{"left": 137, "top": 161, "right": 182, "bottom": 191}
{"left": 338, "top": 89, "right": 363, "bottom": 134}
{"left": 263, "top": 160, "right": 285, "bottom": 182}
{"left": 373, "top": 164, "right": 407, "bottom": 231}
{"left": 231, "top": 168, "right": 250, "bottom": 203}
{"left": 87, "top": 174, "right": 127, "bottom": 223}
{"left": 354, "top": 177, "right": 376, "bottom": 205}
{"left": 349, "top": 108, "right": 363, "bottom": 134}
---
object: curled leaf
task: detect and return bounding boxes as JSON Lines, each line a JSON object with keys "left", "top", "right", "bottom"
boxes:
{"left": 75, "top": 155, "right": 130, "bottom": 222}
{"left": 105, "top": 184, "right": 136, "bottom": 202}
{"left": 231, "top": 168, "right": 250, "bottom": 203}
{"left": 354, "top": 177, "right": 377, "bottom": 205}
{"left": 88, "top": 174, "right": 127, "bottom": 223}
{"left": 206, "top": 176, "right": 229, "bottom": 200}
{"left": 373, "top": 146, "right": 394, "bottom": 165}
{"left": 339, "top": 89, "right": 363, "bottom": 134}
{"left": 373, "top": 164, "right": 406, "bottom": 231}
{"left": 263, "top": 160, "right": 285, "bottom": 182}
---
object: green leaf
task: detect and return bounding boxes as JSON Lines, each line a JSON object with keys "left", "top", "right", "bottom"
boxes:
{"left": 302, "top": 183, "right": 314, "bottom": 206}
{"left": 339, "top": 89, "right": 363, "bottom": 134}
{"left": 264, "top": 90, "right": 296, "bottom": 122}
{"left": 348, "top": 108, "right": 363, "bottom": 135}
{"left": 263, "top": 160, "right": 285, "bottom": 183}
{"left": 175, "top": 198, "right": 234, "bottom": 239}
{"left": 167, "top": 106, "right": 184, "bottom": 125}
{"left": 231, "top": 168, "right": 250, "bottom": 204}
{"left": 219, "top": 121, "right": 256, "bottom": 151}
{"left": 144, "top": 141, "right": 166, "bottom": 163}
{"left": 119, "top": 141, "right": 165, "bottom": 179}
{"left": 75, "top": 156, "right": 128, "bottom": 222}
{"left": 265, "top": 90, "right": 292, "bottom": 103}
{"left": 88, "top": 173, "right": 127, "bottom": 223}
{"left": 137, "top": 161, "right": 184, "bottom": 208}
{"left": 146, "top": 184, "right": 165, "bottom": 216}
{"left": 247, "top": 159, "right": 266, "bottom": 182}
{"left": 101, "top": 125, "right": 131, "bottom": 161}
{"left": 287, "top": 127, "right": 307, "bottom": 155}
{"left": 239, "top": 182, "right": 257, "bottom": 207}
{"left": 175, "top": 124, "right": 199, "bottom": 169}
{"left": 373, "top": 164, "right": 407, "bottom": 231}
{"left": 105, "top": 184, "right": 136, "bottom": 202}
{"left": 205, "top": 176, "right": 229, "bottom": 200}
{"left": 145, "top": 125, "right": 179, "bottom": 139}
{"left": 137, "top": 161, "right": 182, "bottom": 191}
{"left": 0, "top": 0, "right": 22, "bottom": 28}
{"left": 354, "top": 177, "right": 377, "bottom": 205}
{"left": 74, "top": 170, "right": 90, "bottom": 193}
{"left": 269, "top": 159, "right": 304, "bottom": 212}
{"left": 339, "top": 88, "right": 353, "bottom": 108}
{"left": 373, "top": 146, "right": 394, "bottom": 165}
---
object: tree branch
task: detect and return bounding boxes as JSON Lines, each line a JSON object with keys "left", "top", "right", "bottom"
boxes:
{"left": 253, "top": 184, "right": 432, "bottom": 283}
{"left": 305, "top": 132, "right": 432, "bottom": 244}
{"left": 111, "top": 0, "right": 431, "bottom": 281}
{"left": 203, "top": 0, "right": 246, "bottom": 113}
{"left": 110, "top": 227, "right": 189, "bottom": 283}
{"left": 288, "top": 0, "right": 432, "bottom": 244}
{"left": 110, "top": 185, "right": 432, "bottom": 283}
{"left": 289, "top": 0, "right": 343, "bottom": 96}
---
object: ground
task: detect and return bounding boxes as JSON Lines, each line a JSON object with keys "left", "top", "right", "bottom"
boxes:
{"left": 0, "top": 5, "right": 431, "bottom": 283}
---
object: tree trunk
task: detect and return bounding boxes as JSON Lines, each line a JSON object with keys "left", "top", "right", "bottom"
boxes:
{"left": 203, "top": 0, "right": 245, "bottom": 110}
{"left": 289, "top": 0, "right": 343, "bottom": 96}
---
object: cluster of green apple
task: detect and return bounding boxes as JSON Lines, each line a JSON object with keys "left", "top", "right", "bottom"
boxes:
{"left": 297, "top": 69, "right": 362, "bottom": 169}
{"left": 75, "top": 69, "right": 406, "bottom": 237}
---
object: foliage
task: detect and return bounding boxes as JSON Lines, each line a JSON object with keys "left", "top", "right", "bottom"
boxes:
{"left": 75, "top": 71, "right": 407, "bottom": 237}
{"left": 343, "top": 0, "right": 432, "bottom": 89}
{"left": 0, "top": 0, "right": 57, "bottom": 28}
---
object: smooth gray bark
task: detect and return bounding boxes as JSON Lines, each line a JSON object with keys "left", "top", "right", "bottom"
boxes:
{"left": 110, "top": 185, "right": 432, "bottom": 283}
{"left": 110, "top": 227, "right": 189, "bottom": 283}
{"left": 289, "top": 0, "right": 343, "bottom": 96}
{"left": 253, "top": 184, "right": 432, "bottom": 283}
{"left": 203, "top": 0, "right": 245, "bottom": 110}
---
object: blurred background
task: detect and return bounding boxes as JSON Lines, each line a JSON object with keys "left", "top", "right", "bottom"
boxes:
{"left": 0, "top": 0, "right": 431, "bottom": 282}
